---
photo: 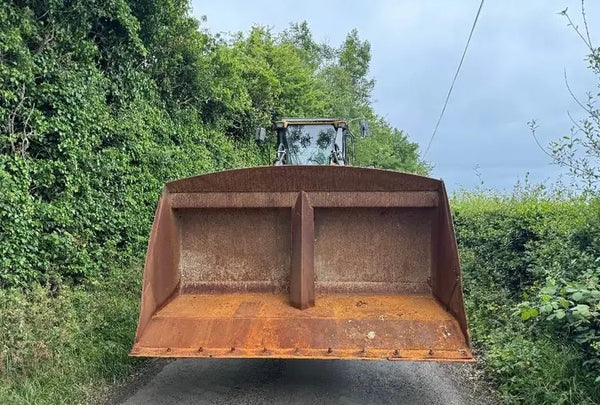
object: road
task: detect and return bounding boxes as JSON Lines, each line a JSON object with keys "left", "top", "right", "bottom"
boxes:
{"left": 120, "top": 358, "right": 497, "bottom": 405}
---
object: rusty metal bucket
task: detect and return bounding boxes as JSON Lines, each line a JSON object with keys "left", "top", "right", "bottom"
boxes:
{"left": 130, "top": 166, "right": 473, "bottom": 361}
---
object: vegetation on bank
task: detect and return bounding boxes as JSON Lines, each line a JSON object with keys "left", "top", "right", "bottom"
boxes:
{"left": 0, "top": 0, "right": 425, "bottom": 290}
{"left": 0, "top": 266, "right": 141, "bottom": 404}
{"left": 455, "top": 192, "right": 600, "bottom": 404}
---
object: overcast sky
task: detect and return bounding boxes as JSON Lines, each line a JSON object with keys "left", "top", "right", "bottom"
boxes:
{"left": 191, "top": 1, "right": 598, "bottom": 192}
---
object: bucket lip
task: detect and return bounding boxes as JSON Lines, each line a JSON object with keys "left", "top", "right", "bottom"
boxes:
{"left": 166, "top": 166, "right": 443, "bottom": 194}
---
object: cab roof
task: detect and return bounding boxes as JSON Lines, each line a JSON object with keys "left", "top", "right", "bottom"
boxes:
{"left": 275, "top": 118, "right": 347, "bottom": 129}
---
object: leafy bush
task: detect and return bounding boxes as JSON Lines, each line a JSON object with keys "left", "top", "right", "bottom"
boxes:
{"left": 0, "top": 0, "right": 425, "bottom": 290}
{"left": 519, "top": 262, "right": 600, "bottom": 380}
{"left": 454, "top": 193, "right": 600, "bottom": 404}
{"left": 0, "top": 266, "right": 142, "bottom": 405}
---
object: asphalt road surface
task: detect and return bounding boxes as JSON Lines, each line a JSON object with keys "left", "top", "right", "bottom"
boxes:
{"left": 120, "top": 359, "right": 497, "bottom": 405}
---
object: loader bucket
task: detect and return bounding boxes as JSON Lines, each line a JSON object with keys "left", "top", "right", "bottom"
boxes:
{"left": 131, "top": 166, "right": 473, "bottom": 361}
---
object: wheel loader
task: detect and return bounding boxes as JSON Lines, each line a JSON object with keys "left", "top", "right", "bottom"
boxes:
{"left": 130, "top": 118, "right": 473, "bottom": 361}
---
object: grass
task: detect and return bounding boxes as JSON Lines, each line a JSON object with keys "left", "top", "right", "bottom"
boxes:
{"left": 0, "top": 266, "right": 145, "bottom": 405}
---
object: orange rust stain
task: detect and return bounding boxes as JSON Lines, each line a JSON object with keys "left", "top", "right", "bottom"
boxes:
{"left": 155, "top": 293, "right": 454, "bottom": 321}
{"left": 134, "top": 293, "right": 472, "bottom": 362}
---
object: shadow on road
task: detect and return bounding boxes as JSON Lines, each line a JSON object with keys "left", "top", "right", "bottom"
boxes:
{"left": 121, "top": 358, "right": 488, "bottom": 404}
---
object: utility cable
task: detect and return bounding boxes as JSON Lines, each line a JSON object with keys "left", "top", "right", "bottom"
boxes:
{"left": 423, "top": 0, "right": 485, "bottom": 157}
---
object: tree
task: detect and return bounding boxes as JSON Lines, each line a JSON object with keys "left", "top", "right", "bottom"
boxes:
{"left": 0, "top": 2, "right": 427, "bottom": 288}
{"left": 352, "top": 119, "right": 430, "bottom": 174}
{"left": 535, "top": 4, "right": 600, "bottom": 192}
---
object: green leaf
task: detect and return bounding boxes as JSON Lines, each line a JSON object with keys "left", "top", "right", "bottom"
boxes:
{"left": 521, "top": 307, "right": 539, "bottom": 320}
{"left": 572, "top": 304, "right": 591, "bottom": 319}
{"left": 571, "top": 292, "right": 584, "bottom": 301}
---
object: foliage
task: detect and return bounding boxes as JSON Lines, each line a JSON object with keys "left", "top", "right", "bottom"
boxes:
{"left": 0, "top": 266, "right": 142, "bottom": 404}
{"left": 536, "top": 5, "right": 600, "bottom": 192}
{"left": 0, "top": 0, "right": 241, "bottom": 288}
{"left": 454, "top": 192, "right": 600, "bottom": 404}
{"left": 352, "top": 118, "right": 429, "bottom": 173}
{"left": 0, "top": 0, "right": 426, "bottom": 289}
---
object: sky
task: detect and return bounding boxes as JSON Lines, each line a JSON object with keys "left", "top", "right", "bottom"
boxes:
{"left": 190, "top": 1, "right": 599, "bottom": 192}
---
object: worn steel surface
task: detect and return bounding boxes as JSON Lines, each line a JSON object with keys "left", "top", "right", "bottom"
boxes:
{"left": 132, "top": 166, "right": 471, "bottom": 361}
{"left": 314, "top": 207, "right": 432, "bottom": 293}
{"left": 178, "top": 208, "right": 290, "bottom": 293}
{"left": 290, "top": 192, "right": 315, "bottom": 309}
{"left": 166, "top": 166, "right": 441, "bottom": 193}
{"left": 131, "top": 293, "right": 472, "bottom": 361}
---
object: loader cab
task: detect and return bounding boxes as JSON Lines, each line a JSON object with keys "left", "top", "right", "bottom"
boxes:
{"left": 273, "top": 118, "right": 350, "bottom": 166}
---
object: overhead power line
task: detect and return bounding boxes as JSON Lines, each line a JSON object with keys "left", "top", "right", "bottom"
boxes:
{"left": 423, "top": 0, "right": 485, "bottom": 157}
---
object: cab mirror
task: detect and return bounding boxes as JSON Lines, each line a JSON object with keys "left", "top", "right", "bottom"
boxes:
{"left": 255, "top": 127, "right": 267, "bottom": 143}
{"left": 359, "top": 120, "right": 370, "bottom": 137}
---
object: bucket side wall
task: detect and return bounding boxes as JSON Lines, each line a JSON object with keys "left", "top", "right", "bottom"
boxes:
{"left": 134, "top": 192, "right": 181, "bottom": 342}
{"left": 431, "top": 183, "right": 470, "bottom": 345}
